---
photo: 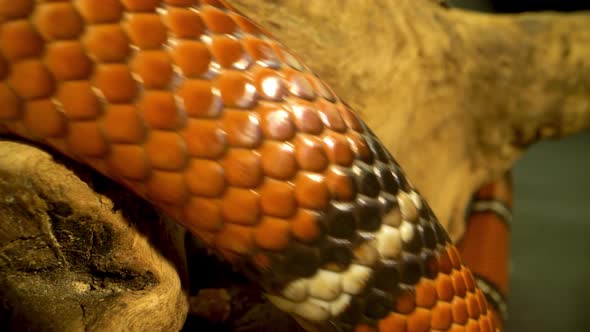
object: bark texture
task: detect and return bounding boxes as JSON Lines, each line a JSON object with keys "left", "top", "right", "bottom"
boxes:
{"left": 2, "top": 0, "right": 590, "bottom": 330}
{"left": 0, "top": 140, "right": 189, "bottom": 331}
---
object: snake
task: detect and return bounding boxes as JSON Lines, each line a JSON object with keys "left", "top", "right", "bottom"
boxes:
{"left": 0, "top": 0, "right": 510, "bottom": 331}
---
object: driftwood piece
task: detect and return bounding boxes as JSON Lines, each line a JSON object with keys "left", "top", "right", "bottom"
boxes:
{"left": 2, "top": 0, "right": 590, "bottom": 330}
{"left": 0, "top": 140, "right": 189, "bottom": 331}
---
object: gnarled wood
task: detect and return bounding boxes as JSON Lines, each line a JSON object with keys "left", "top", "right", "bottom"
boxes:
{"left": 0, "top": 140, "right": 189, "bottom": 331}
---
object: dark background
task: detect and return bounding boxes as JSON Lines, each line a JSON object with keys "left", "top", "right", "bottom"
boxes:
{"left": 450, "top": 1, "right": 590, "bottom": 331}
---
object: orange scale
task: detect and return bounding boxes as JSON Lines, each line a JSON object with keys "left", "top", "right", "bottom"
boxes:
{"left": 448, "top": 324, "right": 467, "bottom": 332}
{"left": 214, "top": 71, "right": 257, "bottom": 109}
{"left": 379, "top": 313, "right": 408, "bottom": 332}
{"left": 183, "top": 119, "right": 226, "bottom": 158}
{"left": 310, "top": 75, "right": 336, "bottom": 103}
{"left": 183, "top": 197, "right": 224, "bottom": 232}
{"left": 45, "top": 41, "right": 93, "bottom": 81}
{"left": 447, "top": 245, "right": 463, "bottom": 269}
{"left": 220, "top": 187, "right": 261, "bottom": 225}
{"left": 107, "top": 144, "right": 151, "bottom": 181}
{"left": 259, "top": 179, "right": 296, "bottom": 218}
{"left": 215, "top": 223, "right": 255, "bottom": 256}
{"left": 222, "top": 148, "right": 262, "bottom": 188}
{"left": 293, "top": 134, "right": 328, "bottom": 172}
{"left": 140, "top": 91, "right": 184, "bottom": 130}
{"left": 294, "top": 172, "right": 330, "bottom": 210}
{"left": 289, "top": 209, "right": 322, "bottom": 243}
{"left": 407, "top": 307, "right": 431, "bottom": 332}
{"left": 437, "top": 248, "right": 454, "bottom": 274}
{"left": 347, "top": 131, "right": 373, "bottom": 163}
{"left": 178, "top": 80, "right": 222, "bottom": 118}
{"left": 125, "top": 13, "right": 167, "bottom": 49}
{"left": 490, "top": 311, "right": 502, "bottom": 329}
{"left": 201, "top": 6, "right": 237, "bottom": 34}
{"left": 479, "top": 317, "right": 492, "bottom": 332}
{"left": 121, "top": 0, "right": 160, "bottom": 11}
{"left": 66, "top": 121, "right": 110, "bottom": 158}
{"left": 164, "top": 0, "right": 197, "bottom": 5}
{"left": 466, "top": 293, "right": 481, "bottom": 319}
{"left": 274, "top": 45, "right": 304, "bottom": 71}
{"left": 451, "top": 297, "right": 469, "bottom": 325}
{"left": 202, "top": 0, "right": 228, "bottom": 9}
{"left": 94, "top": 64, "right": 137, "bottom": 103}
{"left": 317, "top": 99, "right": 346, "bottom": 132}
{"left": 222, "top": 110, "right": 262, "bottom": 148}
{"left": 324, "top": 166, "right": 357, "bottom": 201}
{"left": 291, "top": 100, "right": 324, "bottom": 135}
{"left": 475, "top": 289, "right": 488, "bottom": 314}
{"left": 81, "top": 156, "right": 111, "bottom": 178}
{"left": 164, "top": 7, "right": 205, "bottom": 39}
{"left": 144, "top": 131, "right": 188, "bottom": 171}
{"left": 0, "top": 20, "right": 43, "bottom": 61}
{"left": 258, "top": 103, "right": 294, "bottom": 140}
{"left": 431, "top": 301, "right": 453, "bottom": 330}
{"left": 466, "top": 319, "right": 481, "bottom": 332}
{"left": 185, "top": 159, "right": 226, "bottom": 198}
{"left": 172, "top": 42, "right": 212, "bottom": 78}
{"left": 145, "top": 170, "right": 189, "bottom": 206}
{"left": 254, "top": 217, "right": 291, "bottom": 251}
{"left": 10, "top": 60, "right": 54, "bottom": 100}
{"left": 231, "top": 13, "right": 263, "bottom": 36}
{"left": 414, "top": 278, "right": 437, "bottom": 308}
{"left": 34, "top": 2, "right": 83, "bottom": 41}
{"left": 211, "top": 36, "right": 250, "bottom": 69}
{"left": 58, "top": 81, "right": 102, "bottom": 121}
{"left": 83, "top": 24, "right": 131, "bottom": 62}
{"left": 259, "top": 141, "right": 297, "bottom": 180}
{"left": 131, "top": 51, "right": 173, "bottom": 89}
{"left": 451, "top": 270, "right": 468, "bottom": 298}
{"left": 462, "top": 268, "right": 476, "bottom": 292}
{"left": 0, "top": 83, "right": 21, "bottom": 121}
{"left": 76, "top": 0, "right": 123, "bottom": 24}
{"left": 23, "top": 99, "right": 67, "bottom": 138}
{"left": 253, "top": 68, "right": 287, "bottom": 101}
{"left": 435, "top": 273, "right": 455, "bottom": 302}
{"left": 102, "top": 104, "right": 147, "bottom": 144}
{"left": 244, "top": 38, "right": 280, "bottom": 68}
{"left": 323, "top": 131, "right": 354, "bottom": 167}
{"left": 0, "top": 1, "right": 33, "bottom": 20}
{"left": 338, "top": 104, "right": 364, "bottom": 133}
{"left": 354, "top": 324, "right": 377, "bottom": 332}
{"left": 285, "top": 69, "right": 316, "bottom": 100}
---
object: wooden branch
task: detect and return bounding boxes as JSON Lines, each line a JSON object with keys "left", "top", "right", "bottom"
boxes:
{"left": 0, "top": 140, "right": 189, "bottom": 331}
{"left": 228, "top": 0, "right": 590, "bottom": 239}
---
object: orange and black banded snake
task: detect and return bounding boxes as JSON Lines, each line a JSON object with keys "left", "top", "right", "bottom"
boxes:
{"left": 0, "top": 1, "right": 509, "bottom": 331}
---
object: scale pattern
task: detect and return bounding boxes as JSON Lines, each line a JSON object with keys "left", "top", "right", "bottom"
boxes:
{"left": 0, "top": 1, "right": 498, "bottom": 331}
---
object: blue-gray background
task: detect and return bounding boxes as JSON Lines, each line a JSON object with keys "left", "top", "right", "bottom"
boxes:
{"left": 451, "top": 1, "right": 590, "bottom": 331}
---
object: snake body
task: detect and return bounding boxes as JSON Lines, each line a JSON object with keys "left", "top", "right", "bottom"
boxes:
{"left": 0, "top": 1, "right": 500, "bottom": 331}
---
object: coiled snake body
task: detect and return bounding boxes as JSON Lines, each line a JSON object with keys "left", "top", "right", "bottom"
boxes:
{"left": 0, "top": 1, "right": 507, "bottom": 331}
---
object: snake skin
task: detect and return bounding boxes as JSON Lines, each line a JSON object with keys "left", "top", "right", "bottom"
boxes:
{"left": 0, "top": 1, "right": 499, "bottom": 331}
{"left": 458, "top": 175, "right": 512, "bottom": 328}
